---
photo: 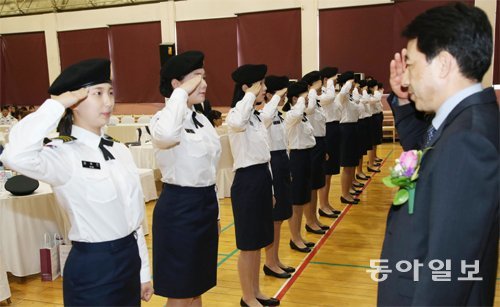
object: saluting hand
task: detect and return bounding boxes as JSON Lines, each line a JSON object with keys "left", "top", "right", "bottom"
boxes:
{"left": 246, "top": 81, "right": 262, "bottom": 96}
{"left": 275, "top": 88, "right": 287, "bottom": 98}
{"left": 141, "top": 281, "right": 154, "bottom": 302}
{"left": 53, "top": 88, "right": 89, "bottom": 108}
{"left": 389, "top": 49, "right": 409, "bottom": 100}
{"left": 180, "top": 75, "right": 203, "bottom": 95}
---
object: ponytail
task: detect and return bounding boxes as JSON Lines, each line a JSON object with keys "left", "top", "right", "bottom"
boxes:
{"left": 57, "top": 108, "right": 74, "bottom": 136}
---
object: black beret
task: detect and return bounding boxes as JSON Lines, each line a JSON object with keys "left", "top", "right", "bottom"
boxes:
{"left": 287, "top": 81, "right": 309, "bottom": 99}
{"left": 338, "top": 71, "right": 355, "bottom": 84}
{"left": 354, "top": 74, "right": 362, "bottom": 83}
{"left": 48, "top": 58, "right": 111, "bottom": 95}
{"left": 265, "top": 75, "right": 289, "bottom": 93}
{"left": 301, "top": 71, "right": 321, "bottom": 85}
{"left": 359, "top": 80, "right": 368, "bottom": 88}
{"left": 5, "top": 175, "right": 39, "bottom": 196}
{"left": 231, "top": 64, "right": 267, "bottom": 85}
{"left": 319, "top": 67, "right": 338, "bottom": 79}
{"left": 160, "top": 50, "right": 204, "bottom": 97}
{"left": 367, "top": 79, "right": 379, "bottom": 88}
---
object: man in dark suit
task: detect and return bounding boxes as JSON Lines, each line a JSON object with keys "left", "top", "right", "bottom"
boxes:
{"left": 378, "top": 3, "right": 499, "bottom": 306}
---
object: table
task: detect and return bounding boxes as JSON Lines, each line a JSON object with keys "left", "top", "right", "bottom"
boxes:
{"left": 129, "top": 144, "right": 157, "bottom": 170}
{"left": 0, "top": 182, "right": 68, "bottom": 277}
{"left": 105, "top": 123, "right": 147, "bottom": 143}
{"left": 0, "top": 254, "right": 11, "bottom": 303}
{"left": 0, "top": 174, "right": 155, "bottom": 277}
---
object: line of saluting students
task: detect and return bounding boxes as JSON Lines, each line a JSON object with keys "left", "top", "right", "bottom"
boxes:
{"left": 0, "top": 50, "right": 384, "bottom": 307}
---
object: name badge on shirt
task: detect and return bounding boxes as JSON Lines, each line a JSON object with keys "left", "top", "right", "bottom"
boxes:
{"left": 249, "top": 120, "right": 255, "bottom": 127}
{"left": 82, "top": 161, "right": 101, "bottom": 169}
{"left": 185, "top": 128, "right": 195, "bottom": 134}
{"left": 273, "top": 120, "right": 281, "bottom": 125}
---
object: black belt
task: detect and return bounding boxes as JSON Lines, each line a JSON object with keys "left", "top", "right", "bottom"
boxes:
{"left": 72, "top": 231, "right": 137, "bottom": 252}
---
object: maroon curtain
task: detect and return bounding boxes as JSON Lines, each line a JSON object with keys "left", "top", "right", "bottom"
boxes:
{"left": 493, "top": 0, "right": 500, "bottom": 84}
{"left": 176, "top": 18, "right": 238, "bottom": 107}
{"left": 237, "top": 9, "right": 301, "bottom": 79}
{"left": 108, "top": 22, "right": 163, "bottom": 103}
{"left": 1, "top": 32, "right": 50, "bottom": 106}
{"left": 319, "top": 4, "right": 394, "bottom": 87}
{"left": 0, "top": 36, "right": 4, "bottom": 106}
{"left": 58, "top": 28, "right": 110, "bottom": 70}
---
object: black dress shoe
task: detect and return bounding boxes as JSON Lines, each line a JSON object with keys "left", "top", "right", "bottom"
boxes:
{"left": 331, "top": 208, "right": 341, "bottom": 214}
{"left": 352, "top": 182, "right": 364, "bottom": 188}
{"left": 279, "top": 265, "right": 296, "bottom": 273}
{"left": 240, "top": 298, "right": 249, "bottom": 307}
{"left": 290, "top": 240, "right": 311, "bottom": 253}
{"left": 304, "top": 241, "right": 315, "bottom": 247}
{"left": 257, "top": 297, "right": 280, "bottom": 306}
{"left": 356, "top": 174, "right": 370, "bottom": 180}
{"left": 373, "top": 162, "right": 381, "bottom": 167}
{"left": 263, "top": 265, "right": 291, "bottom": 279}
{"left": 367, "top": 166, "right": 381, "bottom": 173}
{"left": 318, "top": 208, "right": 338, "bottom": 218}
{"left": 305, "top": 224, "right": 326, "bottom": 234}
{"left": 375, "top": 158, "right": 383, "bottom": 162}
{"left": 319, "top": 224, "right": 330, "bottom": 230}
{"left": 349, "top": 190, "right": 361, "bottom": 196}
{"left": 340, "top": 196, "right": 360, "bottom": 204}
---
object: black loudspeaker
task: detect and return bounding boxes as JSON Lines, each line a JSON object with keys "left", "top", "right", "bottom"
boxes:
{"left": 159, "top": 43, "right": 176, "bottom": 67}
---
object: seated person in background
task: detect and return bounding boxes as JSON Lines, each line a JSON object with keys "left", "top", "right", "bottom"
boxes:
{"left": 210, "top": 110, "right": 222, "bottom": 127}
{"left": 0, "top": 106, "right": 18, "bottom": 125}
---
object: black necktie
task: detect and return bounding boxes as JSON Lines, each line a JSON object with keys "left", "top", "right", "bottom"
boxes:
{"left": 253, "top": 110, "right": 261, "bottom": 122}
{"left": 277, "top": 111, "right": 284, "bottom": 122}
{"left": 99, "top": 138, "right": 115, "bottom": 161}
{"left": 316, "top": 99, "right": 322, "bottom": 108}
{"left": 192, "top": 111, "right": 204, "bottom": 129}
{"left": 302, "top": 113, "right": 308, "bottom": 122}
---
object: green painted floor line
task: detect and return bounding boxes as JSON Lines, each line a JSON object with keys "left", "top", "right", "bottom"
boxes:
{"left": 310, "top": 261, "right": 372, "bottom": 269}
{"left": 217, "top": 248, "right": 239, "bottom": 268}
{"left": 221, "top": 222, "right": 234, "bottom": 233}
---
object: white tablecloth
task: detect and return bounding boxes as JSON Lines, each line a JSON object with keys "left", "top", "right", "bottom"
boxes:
{"left": 0, "top": 174, "right": 155, "bottom": 276}
{"left": 129, "top": 144, "right": 157, "bottom": 170}
{"left": 105, "top": 123, "right": 147, "bottom": 143}
{"left": 0, "top": 254, "right": 11, "bottom": 302}
{"left": 0, "top": 182, "right": 68, "bottom": 277}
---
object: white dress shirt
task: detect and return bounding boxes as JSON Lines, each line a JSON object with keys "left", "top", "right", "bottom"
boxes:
{"left": 357, "top": 89, "right": 372, "bottom": 119}
{"left": 226, "top": 92, "right": 271, "bottom": 171}
{"left": 285, "top": 97, "right": 316, "bottom": 150}
{"left": 319, "top": 79, "right": 337, "bottom": 123}
{"left": 338, "top": 81, "right": 359, "bottom": 124}
{"left": 261, "top": 95, "right": 286, "bottom": 151}
{"left": 150, "top": 88, "right": 221, "bottom": 187}
{"left": 372, "top": 90, "right": 384, "bottom": 113}
{"left": 0, "top": 99, "right": 151, "bottom": 283}
{"left": 306, "top": 89, "right": 327, "bottom": 137}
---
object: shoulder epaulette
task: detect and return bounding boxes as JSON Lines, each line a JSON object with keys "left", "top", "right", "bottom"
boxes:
{"left": 51, "top": 135, "right": 77, "bottom": 143}
{"left": 103, "top": 134, "right": 120, "bottom": 143}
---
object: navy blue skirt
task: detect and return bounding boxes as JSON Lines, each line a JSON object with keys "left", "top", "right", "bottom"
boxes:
{"left": 153, "top": 183, "right": 219, "bottom": 298}
{"left": 324, "top": 121, "right": 341, "bottom": 175}
{"left": 289, "top": 148, "right": 312, "bottom": 205}
{"left": 339, "top": 122, "right": 360, "bottom": 167}
{"left": 270, "top": 150, "right": 293, "bottom": 221}
{"left": 231, "top": 163, "right": 274, "bottom": 250}
{"left": 310, "top": 137, "right": 326, "bottom": 190}
{"left": 63, "top": 233, "right": 141, "bottom": 306}
{"left": 357, "top": 118, "right": 371, "bottom": 156}
{"left": 374, "top": 112, "right": 384, "bottom": 145}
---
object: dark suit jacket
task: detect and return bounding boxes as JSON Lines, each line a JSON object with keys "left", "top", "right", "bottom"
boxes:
{"left": 387, "top": 93, "right": 431, "bottom": 151}
{"left": 378, "top": 87, "right": 499, "bottom": 306}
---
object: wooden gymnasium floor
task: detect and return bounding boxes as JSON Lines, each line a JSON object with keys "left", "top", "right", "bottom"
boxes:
{"left": 2, "top": 142, "right": 500, "bottom": 306}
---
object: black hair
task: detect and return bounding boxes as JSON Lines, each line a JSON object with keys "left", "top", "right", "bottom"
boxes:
{"left": 57, "top": 108, "right": 74, "bottom": 136}
{"left": 159, "top": 72, "right": 186, "bottom": 98}
{"left": 231, "top": 82, "right": 252, "bottom": 108}
{"left": 402, "top": 2, "right": 492, "bottom": 82}
{"left": 1, "top": 106, "right": 9, "bottom": 111}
